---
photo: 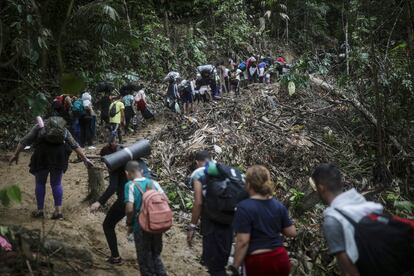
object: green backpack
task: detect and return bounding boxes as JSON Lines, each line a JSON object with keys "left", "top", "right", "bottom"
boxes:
{"left": 40, "top": 116, "right": 68, "bottom": 144}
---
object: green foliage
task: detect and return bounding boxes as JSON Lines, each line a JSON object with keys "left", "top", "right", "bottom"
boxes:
{"left": 289, "top": 188, "right": 304, "bottom": 206}
{"left": 61, "top": 73, "right": 86, "bottom": 96}
{"left": 0, "top": 185, "right": 22, "bottom": 206}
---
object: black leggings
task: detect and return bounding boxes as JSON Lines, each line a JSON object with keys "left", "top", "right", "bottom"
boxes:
{"left": 103, "top": 200, "right": 125, "bottom": 258}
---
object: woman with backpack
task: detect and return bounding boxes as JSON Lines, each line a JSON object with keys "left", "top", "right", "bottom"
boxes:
{"left": 229, "top": 165, "right": 297, "bottom": 276}
{"left": 9, "top": 116, "right": 92, "bottom": 219}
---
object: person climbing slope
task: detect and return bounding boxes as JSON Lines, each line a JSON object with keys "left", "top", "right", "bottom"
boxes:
{"left": 179, "top": 79, "right": 194, "bottom": 114}
{"left": 90, "top": 137, "right": 153, "bottom": 265}
{"left": 187, "top": 151, "right": 241, "bottom": 276}
{"left": 109, "top": 94, "right": 125, "bottom": 144}
{"left": 124, "top": 160, "right": 168, "bottom": 276}
{"left": 164, "top": 71, "right": 181, "bottom": 112}
{"left": 135, "top": 86, "right": 154, "bottom": 120}
{"left": 229, "top": 165, "right": 296, "bottom": 276}
{"left": 121, "top": 85, "right": 135, "bottom": 135}
{"left": 311, "top": 163, "right": 414, "bottom": 276}
{"left": 195, "top": 64, "right": 220, "bottom": 100}
{"left": 9, "top": 116, "right": 92, "bottom": 219}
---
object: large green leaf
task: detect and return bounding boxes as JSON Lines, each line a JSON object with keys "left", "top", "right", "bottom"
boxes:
{"left": 61, "top": 73, "right": 86, "bottom": 96}
{"left": 6, "top": 185, "right": 22, "bottom": 203}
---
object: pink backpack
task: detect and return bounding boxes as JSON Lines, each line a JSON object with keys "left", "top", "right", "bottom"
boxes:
{"left": 135, "top": 181, "right": 173, "bottom": 234}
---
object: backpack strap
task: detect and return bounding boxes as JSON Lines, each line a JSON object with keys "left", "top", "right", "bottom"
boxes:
{"left": 334, "top": 208, "right": 357, "bottom": 226}
{"left": 133, "top": 179, "right": 154, "bottom": 195}
{"left": 134, "top": 181, "right": 145, "bottom": 195}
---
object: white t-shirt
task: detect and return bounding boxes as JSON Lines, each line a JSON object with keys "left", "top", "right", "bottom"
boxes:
{"left": 223, "top": 68, "right": 230, "bottom": 78}
{"left": 135, "top": 89, "right": 146, "bottom": 102}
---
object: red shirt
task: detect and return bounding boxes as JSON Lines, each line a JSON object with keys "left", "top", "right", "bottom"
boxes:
{"left": 276, "top": 57, "right": 286, "bottom": 64}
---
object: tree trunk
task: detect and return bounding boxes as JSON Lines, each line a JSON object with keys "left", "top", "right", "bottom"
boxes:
{"left": 309, "top": 75, "right": 408, "bottom": 157}
{"left": 86, "top": 167, "right": 105, "bottom": 203}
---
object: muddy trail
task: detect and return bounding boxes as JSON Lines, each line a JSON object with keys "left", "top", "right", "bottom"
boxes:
{"left": 1, "top": 80, "right": 361, "bottom": 275}
{"left": 0, "top": 117, "right": 206, "bottom": 275}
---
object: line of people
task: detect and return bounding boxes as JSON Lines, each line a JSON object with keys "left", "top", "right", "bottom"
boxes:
{"left": 186, "top": 152, "right": 414, "bottom": 276}
{"left": 51, "top": 82, "right": 153, "bottom": 147}
{"left": 164, "top": 54, "right": 290, "bottom": 114}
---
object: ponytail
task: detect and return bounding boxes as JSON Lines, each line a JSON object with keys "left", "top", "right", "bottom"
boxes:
{"left": 246, "top": 165, "right": 274, "bottom": 197}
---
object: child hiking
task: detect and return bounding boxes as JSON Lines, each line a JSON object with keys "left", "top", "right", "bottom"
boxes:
{"left": 124, "top": 161, "right": 169, "bottom": 276}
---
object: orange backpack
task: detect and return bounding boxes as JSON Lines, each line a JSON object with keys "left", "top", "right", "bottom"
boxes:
{"left": 135, "top": 181, "right": 173, "bottom": 234}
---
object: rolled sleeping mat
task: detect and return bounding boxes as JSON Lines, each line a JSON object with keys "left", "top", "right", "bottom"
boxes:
{"left": 102, "top": 139, "right": 151, "bottom": 172}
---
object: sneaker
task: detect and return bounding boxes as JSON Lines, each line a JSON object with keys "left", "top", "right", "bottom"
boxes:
{"left": 31, "top": 210, "right": 44, "bottom": 218}
{"left": 51, "top": 213, "right": 64, "bottom": 220}
{"left": 106, "top": 256, "right": 123, "bottom": 265}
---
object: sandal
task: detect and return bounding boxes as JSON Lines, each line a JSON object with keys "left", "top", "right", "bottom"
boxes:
{"left": 31, "top": 210, "right": 44, "bottom": 218}
{"left": 51, "top": 213, "right": 64, "bottom": 220}
{"left": 106, "top": 256, "right": 123, "bottom": 265}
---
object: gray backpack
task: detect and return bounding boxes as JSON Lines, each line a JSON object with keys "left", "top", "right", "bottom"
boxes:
{"left": 40, "top": 116, "right": 68, "bottom": 144}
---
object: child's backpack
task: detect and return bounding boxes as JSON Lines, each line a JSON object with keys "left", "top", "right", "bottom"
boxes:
{"left": 135, "top": 180, "right": 173, "bottom": 234}
{"left": 204, "top": 162, "right": 249, "bottom": 225}
{"left": 335, "top": 209, "right": 414, "bottom": 276}
{"left": 238, "top": 62, "right": 246, "bottom": 71}
{"left": 39, "top": 116, "right": 68, "bottom": 144}
{"left": 109, "top": 101, "right": 119, "bottom": 118}
{"left": 72, "top": 99, "right": 85, "bottom": 117}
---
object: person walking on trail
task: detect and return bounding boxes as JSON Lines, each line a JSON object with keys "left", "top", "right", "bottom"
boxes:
{"left": 97, "top": 82, "right": 113, "bottom": 127}
{"left": 135, "top": 87, "right": 154, "bottom": 120}
{"left": 311, "top": 163, "right": 414, "bottom": 276}
{"left": 109, "top": 95, "right": 125, "bottom": 144}
{"left": 230, "top": 68, "right": 242, "bottom": 95}
{"left": 121, "top": 86, "right": 135, "bottom": 135}
{"left": 195, "top": 64, "right": 220, "bottom": 100}
{"left": 187, "top": 151, "right": 234, "bottom": 276}
{"left": 90, "top": 138, "right": 152, "bottom": 265}
{"left": 179, "top": 80, "right": 194, "bottom": 114}
{"left": 246, "top": 56, "right": 258, "bottom": 83}
{"left": 258, "top": 59, "right": 267, "bottom": 83}
{"left": 228, "top": 165, "right": 297, "bottom": 276}
{"left": 165, "top": 71, "right": 180, "bottom": 112}
{"left": 79, "top": 92, "right": 95, "bottom": 149}
{"left": 124, "top": 161, "right": 167, "bottom": 276}
{"left": 9, "top": 116, "right": 92, "bottom": 220}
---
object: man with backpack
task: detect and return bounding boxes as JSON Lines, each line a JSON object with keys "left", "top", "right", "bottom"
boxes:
{"left": 311, "top": 163, "right": 414, "bottom": 276}
{"left": 124, "top": 160, "right": 170, "bottom": 276}
{"left": 188, "top": 151, "right": 246, "bottom": 276}
{"left": 109, "top": 95, "right": 125, "bottom": 144}
{"left": 179, "top": 80, "right": 194, "bottom": 114}
{"left": 195, "top": 65, "right": 220, "bottom": 100}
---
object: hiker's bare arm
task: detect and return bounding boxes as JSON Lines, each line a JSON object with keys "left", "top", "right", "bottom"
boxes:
{"left": 125, "top": 202, "right": 134, "bottom": 233}
{"left": 190, "top": 180, "right": 203, "bottom": 225}
{"left": 336, "top": 252, "right": 360, "bottom": 276}
{"left": 233, "top": 233, "right": 250, "bottom": 268}
{"left": 74, "top": 147, "right": 93, "bottom": 167}
{"left": 9, "top": 143, "right": 24, "bottom": 165}
{"left": 282, "top": 225, "right": 297, "bottom": 238}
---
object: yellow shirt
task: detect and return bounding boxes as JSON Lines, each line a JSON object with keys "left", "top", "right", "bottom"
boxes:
{"left": 109, "top": 101, "right": 125, "bottom": 124}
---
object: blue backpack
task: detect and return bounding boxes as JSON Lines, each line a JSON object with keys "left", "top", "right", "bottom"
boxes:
{"left": 238, "top": 62, "right": 246, "bottom": 71}
{"left": 72, "top": 99, "right": 85, "bottom": 117}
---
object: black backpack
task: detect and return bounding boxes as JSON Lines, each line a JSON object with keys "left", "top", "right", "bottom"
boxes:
{"left": 204, "top": 163, "right": 249, "bottom": 225}
{"left": 335, "top": 209, "right": 414, "bottom": 276}
{"left": 109, "top": 101, "right": 119, "bottom": 118}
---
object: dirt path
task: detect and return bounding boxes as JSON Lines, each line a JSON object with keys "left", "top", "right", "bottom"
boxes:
{"left": 0, "top": 117, "right": 207, "bottom": 276}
